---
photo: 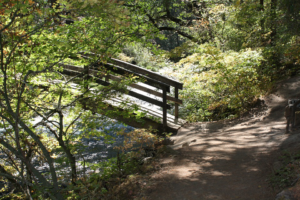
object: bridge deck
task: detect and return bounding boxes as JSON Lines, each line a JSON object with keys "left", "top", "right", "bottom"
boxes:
{"left": 104, "top": 97, "right": 186, "bottom": 132}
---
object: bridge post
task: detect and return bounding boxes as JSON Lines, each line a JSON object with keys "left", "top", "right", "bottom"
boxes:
{"left": 175, "top": 87, "right": 179, "bottom": 122}
{"left": 163, "top": 86, "right": 167, "bottom": 131}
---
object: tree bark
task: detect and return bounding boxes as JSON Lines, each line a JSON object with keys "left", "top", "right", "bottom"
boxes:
{"left": 59, "top": 140, "right": 77, "bottom": 184}
{"left": 270, "top": 0, "right": 277, "bottom": 47}
{"left": 59, "top": 111, "right": 77, "bottom": 184}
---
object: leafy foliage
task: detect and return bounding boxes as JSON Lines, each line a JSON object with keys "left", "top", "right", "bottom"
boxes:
{"left": 1, "top": 0, "right": 300, "bottom": 198}
{"left": 0, "top": 0, "right": 163, "bottom": 199}
{"left": 164, "top": 44, "right": 268, "bottom": 121}
{"left": 118, "top": 42, "right": 169, "bottom": 71}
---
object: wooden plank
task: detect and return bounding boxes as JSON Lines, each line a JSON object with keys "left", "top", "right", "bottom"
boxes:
{"left": 98, "top": 63, "right": 171, "bottom": 92}
{"left": 103, "top": 97, "right": 186, "bottom": 125}
{"left": 83, "top": 99, "right": 184, "bottom": 133}
{"left": 104, "top": 97, "right": 187, "bottom": 129}
{"left": 110, "top": 58, "right": 183, "bottom": 89}
{"left": 127, "top": 90, "right": 171, "bottom": 109}
{"left": 103, "top": 73, "right": 181, "bottom": 104}
{"left": 59, "top": 63, "right": 182, "bottom": 104}
{"left": 60, "top": 69, "right": 171, "bottom": 109}
{"left": 59, "top": 64, "right": 104, "bottom": 77}
{"left": 127, "top": 83, "right": 182, "bottom": 104}
{"left": 60, "top": 63, "right": 170, "bottom": 92}
{"left": 175, "top": 87, "right": 179, "bottom": 120}
{"left": 163, "top": 86, "right": 167, "bottom": 130}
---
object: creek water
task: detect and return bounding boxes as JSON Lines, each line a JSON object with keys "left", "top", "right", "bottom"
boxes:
{"left": 29, "top": 116, "right": 137, "bottom": 176}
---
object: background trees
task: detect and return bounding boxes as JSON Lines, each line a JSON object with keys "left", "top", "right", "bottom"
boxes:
{"left": 148, "top": 0, "right": 300, "bottom": 121}
{"left": 1, "top": 0, "right": 300, "bottom": 199}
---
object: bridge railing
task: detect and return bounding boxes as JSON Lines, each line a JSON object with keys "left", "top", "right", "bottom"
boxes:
{"left": 59, "top": 58, "right": 183, "bottom": 130}
{"left": 109, "top": 58, "right": 183, "bottom": 128}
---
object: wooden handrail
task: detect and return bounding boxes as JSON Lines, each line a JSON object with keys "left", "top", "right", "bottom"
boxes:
{"left": 78, "top": 52, "right": 183, "bottom": 89}
{"left": 61, "top": 68, "right": 171, "bottom": 109}
{"left": 59, "top": 64, "right": 183, "bottom": 105}
{"left": 110, "top": 58, "right": 183, "bottom": 89}
{"left": 96, "top": 63, "right": 171, "bottom": 92}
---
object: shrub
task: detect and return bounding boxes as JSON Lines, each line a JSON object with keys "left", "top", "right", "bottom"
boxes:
{"left": 164, "top": 44, "right": 271, "bottom": 121}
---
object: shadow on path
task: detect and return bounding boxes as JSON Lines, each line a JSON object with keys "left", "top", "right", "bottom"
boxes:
{"left": 143, "top": 76, "right": 300, "bottom": 200}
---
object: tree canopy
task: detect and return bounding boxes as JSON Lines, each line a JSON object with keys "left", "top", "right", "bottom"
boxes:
{"left": 1, "top": 0, "right": 300, "bottom": 199}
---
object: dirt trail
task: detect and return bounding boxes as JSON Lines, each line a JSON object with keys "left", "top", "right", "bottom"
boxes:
{"left": 143, "top": 76, "right": 300, "bottom": 200}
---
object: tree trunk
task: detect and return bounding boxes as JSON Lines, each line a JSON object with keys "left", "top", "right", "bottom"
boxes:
{"left": 59, "top": 140, "right": 77, "bottom": 184}
{"left": 270, "top": 0, "right": 277, "bottom": 46}
{"left": 58, "top": 112, "right": 77, "bottom": 184}
{"left": 260, "top": 0, "right": 264, "bottom": 34}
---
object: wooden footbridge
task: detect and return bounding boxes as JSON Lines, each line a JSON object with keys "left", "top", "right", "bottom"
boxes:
{"left": 59, "top": 57, "right": 186, "bottom": 133}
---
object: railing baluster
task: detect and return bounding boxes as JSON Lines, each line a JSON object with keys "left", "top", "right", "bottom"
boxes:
{"left": 175, "top": 86, "right": 179, "bottom": 123}
{"left": 163, "top": 86, "right": 167, "bottom": 131}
